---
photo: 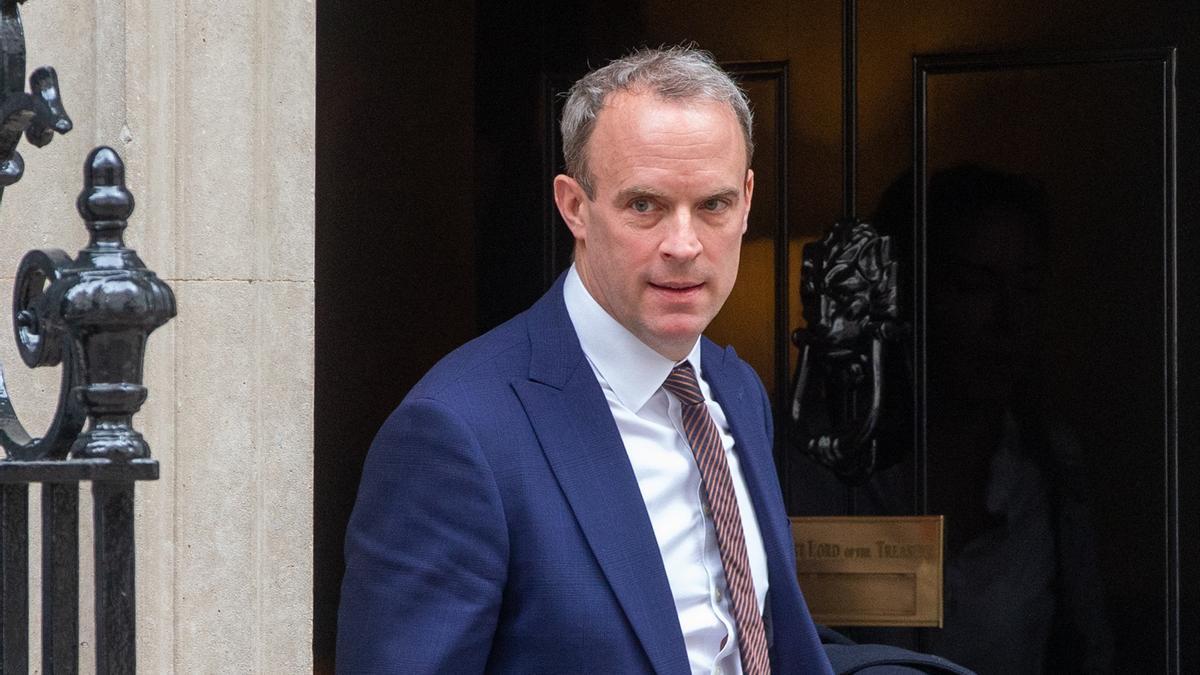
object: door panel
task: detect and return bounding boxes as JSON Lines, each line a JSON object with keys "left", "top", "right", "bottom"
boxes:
{"left": 915, "top": 51, "right": 1175, "bottom": 673}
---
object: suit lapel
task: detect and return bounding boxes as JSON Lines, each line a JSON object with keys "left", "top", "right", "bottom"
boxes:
{"left": 704, "top": 343, "right": 834, "bottom": 674}
{"left": 512, "top": 281, "right": 690, "bottom": 675}
{"left": 700, "top": 342, "right": 796, "bottom": 614}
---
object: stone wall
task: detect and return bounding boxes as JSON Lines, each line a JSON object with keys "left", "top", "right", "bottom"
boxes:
{"left": 2, "top": 1, "right": 314, "bottom": 671}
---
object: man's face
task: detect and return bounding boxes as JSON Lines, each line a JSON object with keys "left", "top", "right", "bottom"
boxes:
{"left": 554, "top": 90, "right": 753, "bottom": 360}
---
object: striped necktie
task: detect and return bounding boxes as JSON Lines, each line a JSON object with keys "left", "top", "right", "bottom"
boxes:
{"left": 662, "top": 361, "right": 770, "bottom": 675}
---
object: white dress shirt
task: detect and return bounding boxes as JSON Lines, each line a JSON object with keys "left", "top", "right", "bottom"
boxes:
{"left": 563, "top": 265, "right": 769, "bottom": 675}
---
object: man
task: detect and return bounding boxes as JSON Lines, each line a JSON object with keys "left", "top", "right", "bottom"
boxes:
{"left": 338, "top": 46, "right": 832, "bottom": 674}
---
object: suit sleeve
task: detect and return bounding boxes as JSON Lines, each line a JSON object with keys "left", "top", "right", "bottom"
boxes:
{"left": 337, "top": 396, "right": 509, "bottom": 673}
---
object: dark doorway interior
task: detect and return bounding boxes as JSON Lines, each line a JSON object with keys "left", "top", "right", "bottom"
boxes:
{"left": 314, "top": 3, "right": 477, "bottom": 671}
{"left": 316, "top": 2, "right": 1200, "bottom": 672}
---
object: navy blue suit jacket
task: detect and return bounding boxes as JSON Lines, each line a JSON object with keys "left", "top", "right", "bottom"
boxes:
{"left": 338, "top": 276, "right": 833, "bottom": 674}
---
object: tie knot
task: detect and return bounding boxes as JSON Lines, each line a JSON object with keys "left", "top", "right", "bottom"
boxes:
{"left": 663, "top": 362, "right": 705, "bottom": 405}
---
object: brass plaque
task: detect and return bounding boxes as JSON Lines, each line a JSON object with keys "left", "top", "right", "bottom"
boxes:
{"left": 790, "top": 516, "right": 943, "bottom": 627}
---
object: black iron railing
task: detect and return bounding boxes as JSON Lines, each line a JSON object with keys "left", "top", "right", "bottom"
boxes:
{"left": 0, "top": 145, "right": 174, "bottom": 674}
{"left": 0, "top": 3, "right": 175, "bottom": 673}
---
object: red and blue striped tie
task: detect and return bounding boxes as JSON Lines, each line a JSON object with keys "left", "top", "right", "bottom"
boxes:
{"left": 663, "top": 361, "right": 770, "bottom": 675}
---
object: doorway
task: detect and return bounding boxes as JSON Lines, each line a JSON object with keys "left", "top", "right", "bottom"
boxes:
{"left": 316, "top": 2, "right": 1199, "bottom": 671}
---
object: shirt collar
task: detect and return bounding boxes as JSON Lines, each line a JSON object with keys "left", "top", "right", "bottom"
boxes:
{"left": 563, "top": 264, "right": 702, "bottom": 413}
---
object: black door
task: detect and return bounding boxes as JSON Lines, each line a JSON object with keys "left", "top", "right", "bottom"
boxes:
{"left": 317, "top": 2, "right": 1198, "bottom": 672}
{"left": 475, "top": 2, "right": 1197, "bottom": 672}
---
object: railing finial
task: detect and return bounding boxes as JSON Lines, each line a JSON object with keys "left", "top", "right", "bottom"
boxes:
{"left": 62, "top": 146, "right": 175, "bottom": 461}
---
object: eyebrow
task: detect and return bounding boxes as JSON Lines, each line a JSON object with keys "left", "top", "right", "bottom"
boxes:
{"left": 612, "top": 185, "right": 743, "bottom": 205}
{"left": 613, "top": 185, "right": 667, "bottom": 204}
{"left": 702, "top": 188, "right": 742, "bottom": 203}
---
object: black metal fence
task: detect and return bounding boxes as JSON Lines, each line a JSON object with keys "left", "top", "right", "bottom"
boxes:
{"left": 0, "top": 143, "right": 173, "bottom": 673}
{"left": 0, "top": 5, "right": 174, "bottom": 672}
{"left": 0, "top": 146, "right": 173, "bottom": 674}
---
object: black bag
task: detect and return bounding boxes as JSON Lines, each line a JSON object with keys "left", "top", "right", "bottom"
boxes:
{"left": 819, "top": 626, "right": 976, "bottom": 675}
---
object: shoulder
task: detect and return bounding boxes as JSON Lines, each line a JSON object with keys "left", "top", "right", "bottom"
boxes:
{"left": 405, "top": 310, "right": 533, "bottom": 403}
{"left": 359, "top": 312, "right": 535, "bottom": 456}
{"left": 351, "top": 311, "right": 542, "bottom": 517}
{"left": 380, "top": 277, "right": 583, "bottom": 439}
{"left": 406, "top": 276, "right": 580, "bottom": 406}
{"left": 703, "top": 337, "right": 768, "bottom": 393}
{"left": 702, "top": 337, "right": 773, "bottom": 438}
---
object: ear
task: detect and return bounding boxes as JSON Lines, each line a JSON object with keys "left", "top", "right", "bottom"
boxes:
{"left": 554, "top": 174, "right": 589, "bottom": 241}
{"left": 741, "top": 168, "right": 755, "bottom": 234}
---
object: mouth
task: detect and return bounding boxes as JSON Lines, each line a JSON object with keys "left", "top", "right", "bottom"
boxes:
{"left": 649, "top": 280, "right": 705, "bottom": 295}
{"left": 647, "top": 281, "right": 707, "bottom": 306}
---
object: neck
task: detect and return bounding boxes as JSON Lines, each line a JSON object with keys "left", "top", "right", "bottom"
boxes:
{"left": 654, "top": 341, "right": 695, "bottom": 363}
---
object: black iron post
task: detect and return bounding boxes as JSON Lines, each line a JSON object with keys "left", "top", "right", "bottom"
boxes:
{"left": 0, "top": 9, "right": 174, "bottom": 673}
{"left": 0, "top": 484, "right": 28, "bottom": 675}
{"left": 41, "top": 481, "right": 79, "bottom": 673}
{"left": 92, "top": 481, "right": 136, "bottom": 674}
{"left": 61, "top": 146, "right": 175, "bottom": 461}
{"left": 0, "top": 146, "right": 171, "bottom": 675}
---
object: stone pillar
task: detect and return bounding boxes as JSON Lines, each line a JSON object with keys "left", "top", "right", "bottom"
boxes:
{"left": 4, "top": 1, "right": 314, "bottom": 671}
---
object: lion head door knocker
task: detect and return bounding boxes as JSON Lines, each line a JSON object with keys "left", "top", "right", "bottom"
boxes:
{"left": 789, "top": 218, "right": 905, "bottom": 484}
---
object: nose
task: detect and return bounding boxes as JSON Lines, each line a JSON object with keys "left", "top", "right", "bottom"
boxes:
{"left": 659, "top": 208, "right": 703, "bottom": 260}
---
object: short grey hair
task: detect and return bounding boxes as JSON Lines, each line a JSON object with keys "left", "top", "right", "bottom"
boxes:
{"left": 560, "top": 45, "right": 754, "bottom": 198}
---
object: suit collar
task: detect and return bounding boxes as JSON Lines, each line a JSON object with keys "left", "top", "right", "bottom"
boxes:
{"left": 562, "top": 265, "right": 704, "bottom": 413}
{"left": 524, "top": 273, "right": 587, "bottom": 389}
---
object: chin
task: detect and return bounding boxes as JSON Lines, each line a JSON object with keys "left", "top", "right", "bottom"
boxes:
{"left": 645, "top": 319, "right": 708, "bottom": 349}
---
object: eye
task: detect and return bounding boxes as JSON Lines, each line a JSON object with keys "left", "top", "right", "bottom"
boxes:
{"left": 702, "top": 198, "right": 729, "bottom": 212}
{"left": 630, "top": 198, "right": 654, "bottom": 213}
